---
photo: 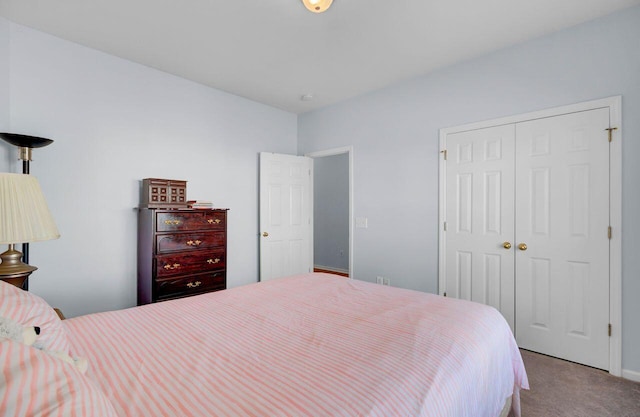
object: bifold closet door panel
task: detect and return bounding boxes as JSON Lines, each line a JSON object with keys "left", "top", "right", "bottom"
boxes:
{"left": 444, "top": 124, "right": 516, "bottom": 330}
{"left": 514, "top": 107, "right": 610, "bottom": 370}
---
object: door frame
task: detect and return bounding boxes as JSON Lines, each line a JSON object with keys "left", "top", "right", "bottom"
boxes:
{"left": 438, "top": 96, "right": 622, "bottom": 376}
{"left": 305, "top": 146, "right": 354, "bottom": 279}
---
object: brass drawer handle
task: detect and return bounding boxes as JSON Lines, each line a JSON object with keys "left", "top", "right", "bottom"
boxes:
{"left": 503, "top": 242, "right": 512, "bottom": 249}
{"left": 186, "top": 281, "right": 202, "bottom": 288}
{"left": 207, "top": 218, "right": 222, "bottom": 224}
{"left": 207, "top": 258, "right": 221, "bottom": 264}
{"left": 164, "top": 220, "right": 181, "bottom": 225}
{"left": 518, "top": 243, "right": 528, "bottom": 251}
{"left": 163, "top": 263, "right": 181, "bottom": 270}
{"left": 186, "top": 240, "right": 202, "bottom": 246}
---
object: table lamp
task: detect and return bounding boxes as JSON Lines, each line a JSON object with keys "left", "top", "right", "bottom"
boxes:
{"left": 0, "top": 133, "right": 55, "bottom": 289}
{"left": 0, "top": 173, "right": 60, "bottom": 289}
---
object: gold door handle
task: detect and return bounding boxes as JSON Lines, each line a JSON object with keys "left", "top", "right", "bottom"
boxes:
{"left": 518, "top": 243, "right": 528, "bottom": 251}
{"left": 262, "top": 232, "right": 269, "bottom": 237}
{"left": 503, "top": 242, "right": 512, "bottom": 249}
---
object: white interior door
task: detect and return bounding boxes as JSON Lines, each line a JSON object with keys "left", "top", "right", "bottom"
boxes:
{"left": 444, "top": 124, "right": 516, "bottom": 330}
{"left": 515, "top": 108, "right": 610, "bottom": 370}
{"left": 259, "top": 152, "right": 313, "bottom": 282}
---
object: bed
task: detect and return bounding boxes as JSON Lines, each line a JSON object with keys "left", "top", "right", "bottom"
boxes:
{"left": 1, "top": 273, "right": 528, "bottom": 416}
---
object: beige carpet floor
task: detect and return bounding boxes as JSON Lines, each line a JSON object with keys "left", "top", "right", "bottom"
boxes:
{"left": 520, "top": 349, "right": 640, "bottom": 417}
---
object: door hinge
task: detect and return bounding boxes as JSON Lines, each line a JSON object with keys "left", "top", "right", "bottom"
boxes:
{"left": 605, "top": 127, "right": 618, "bottom": 142}
{"left": 443, "top": 221, "right": 447, "bottom": 231}
{"left": 608, "top": 323, "right": 612, "bottom": 337}
{"left": 608, "top": 226, "right": 612, "bottom": 240}
{"left": 441, "top": 149, "right": 447, "bottom": 160}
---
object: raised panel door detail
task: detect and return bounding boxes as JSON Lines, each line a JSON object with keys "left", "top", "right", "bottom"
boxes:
{"left": 531, "top": 132, "right": 550, "bottom": 156}
{"left": 569, "top": 128, "right": 589, "bottom": 152}
{"left": 569, "top": 164, "right": 590, "bottom": 238}
{"left": 483, "top": 253, "right": 501, "bottom": 310}
{"left": 456, "top": 251, "right": 472, "bottom": 301}
{"left": 530, "top": 168, "right": 550, "bottom": 236}
{"left": 289, "top": 239, "right": 306, "bottom": 275}
{"left": 290, "top": 184, "right": 303, "bottom": 226}
{"left": 567, "top": 261, "right": 590, "bottom": 338}
{"left": 530, "top": 257, "right": 551, "bottom": 329}
{"left": 457, "top": 174, "right": 473, "bottom": 234}
{"left": 458, "top": 143, "right": 473, "bottom": 164}
{"left": 484, "top": 171, "right": 501, "bottom": 235}
{"left": 269, "top": 185, "right": 283, "bottom": 226}
{"left": 484, "top": 139, "right": 502, "bottom": 161}
{"left": 264, "top": 240, "right": 286, "bottom": 280}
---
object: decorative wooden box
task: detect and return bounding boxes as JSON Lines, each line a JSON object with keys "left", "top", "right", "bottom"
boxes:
{"left": 141, "top": 178, "right": 187, "bottom": 208}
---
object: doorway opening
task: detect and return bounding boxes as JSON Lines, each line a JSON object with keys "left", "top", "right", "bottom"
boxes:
{"left": 306, "top": 147, "right": 353, "bottom": 279}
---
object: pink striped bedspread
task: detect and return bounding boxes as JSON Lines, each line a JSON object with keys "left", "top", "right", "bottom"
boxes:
{"left": 64, "top": 273, "right": 528, "bottom": 416}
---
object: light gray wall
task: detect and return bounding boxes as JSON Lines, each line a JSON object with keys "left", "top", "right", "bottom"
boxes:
{"left": 0, "top": 20, "right": 297, "bottom": 318}
{"left": 298, "top": 7, "right": 640, "bottom": 374}
{"left": 313, "top": 153, "right": 349, "bottom": 271}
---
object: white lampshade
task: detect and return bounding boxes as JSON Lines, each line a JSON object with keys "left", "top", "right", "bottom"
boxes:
{"left": 0, "top": 173, "right": 60, "bottom": 244}
{"left": 302, "top": 0, "right": 333, "bottom": 13}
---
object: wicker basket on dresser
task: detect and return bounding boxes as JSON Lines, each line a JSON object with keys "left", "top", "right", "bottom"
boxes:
{"left": 137, "top": 208, "right": 228, "bottom": 305}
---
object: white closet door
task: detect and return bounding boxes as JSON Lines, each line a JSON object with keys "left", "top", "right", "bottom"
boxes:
{"left": 444, "top": 124, "right": 516, "bottom": 330}
{"left": 515, "top": 108, "right": 610, "bottom": 370}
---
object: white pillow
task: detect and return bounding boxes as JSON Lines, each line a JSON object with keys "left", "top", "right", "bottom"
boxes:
{"left": 0, "top": 338, "right": 118, "bottom": 416}
{"left": 0, "top": 280, "right": 70, "bottom": 354}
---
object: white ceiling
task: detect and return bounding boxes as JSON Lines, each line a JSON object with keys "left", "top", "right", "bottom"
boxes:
{"left": 1, "top": 0, "right": 638, "bottom": 114}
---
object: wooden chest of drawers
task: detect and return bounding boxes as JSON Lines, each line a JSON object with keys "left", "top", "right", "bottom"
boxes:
{"left": 137, "top": 208, "right": 228, "bottom": 305}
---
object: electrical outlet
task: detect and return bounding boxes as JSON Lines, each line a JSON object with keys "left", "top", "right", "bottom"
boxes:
{"left": 376, "top": 276, "right": 390, "bottom": 285}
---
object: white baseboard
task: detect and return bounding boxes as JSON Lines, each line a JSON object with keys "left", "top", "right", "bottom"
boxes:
{"left": 622, "top": 369, "right": 640, "bottom": 383}
{"left": 314, "top": 265, "right": 349, "bottom": 275}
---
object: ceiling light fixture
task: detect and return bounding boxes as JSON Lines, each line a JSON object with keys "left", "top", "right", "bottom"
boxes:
{"left": 302, "top": 0, "right": 333, "bottom": 13}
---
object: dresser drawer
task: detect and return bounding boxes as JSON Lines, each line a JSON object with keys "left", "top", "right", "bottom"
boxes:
{"left": 155, "top": 271, "right": 225, "bottom": 301}
{"left": 156, "top": 211, "right": 226, "bottom": 232}
{"left": 156, "top": 250, "right": 226, "bottom": 277}
{"left": 156, "top": 231, "right": 225, "bottom": 254}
